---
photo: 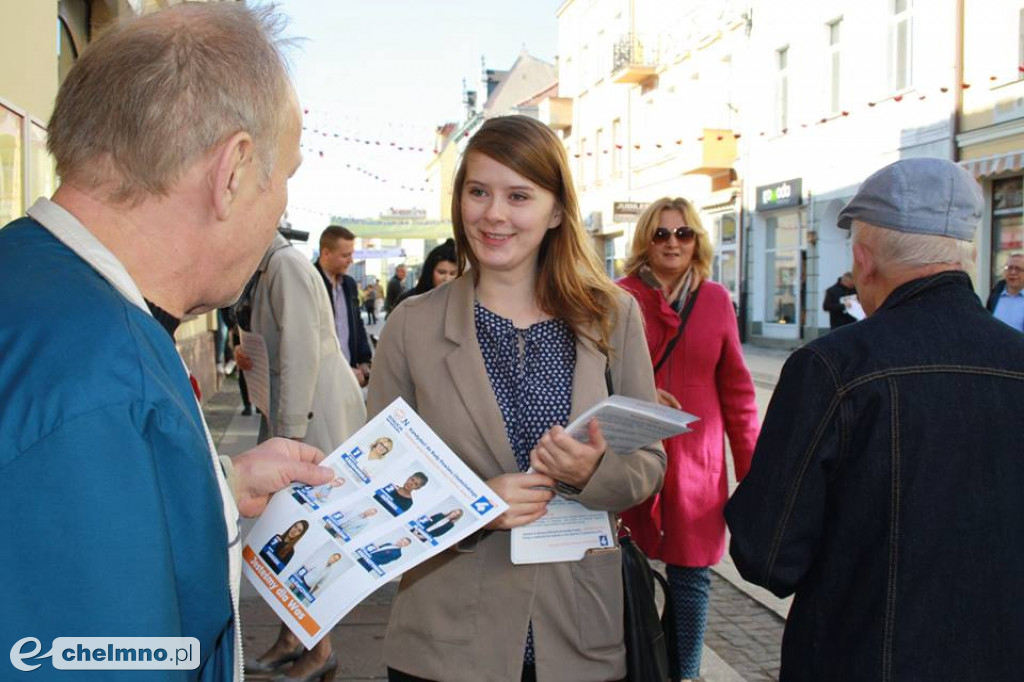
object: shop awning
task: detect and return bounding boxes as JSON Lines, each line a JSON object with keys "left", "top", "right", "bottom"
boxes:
{"left": 345, "top": 221, "right": 454, "bottom": 240}
{"left": 961, "top": 150, "right": 1024, "bottom": 178}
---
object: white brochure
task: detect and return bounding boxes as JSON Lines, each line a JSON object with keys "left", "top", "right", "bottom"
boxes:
{"left": 241, "top": 398, "right": 508, "bottom": 648}
{"left": 511, "top": 395, "right": 698, "bottom": 565}
{"left": 237, "top": 329, "right": 271, "bottom": 427}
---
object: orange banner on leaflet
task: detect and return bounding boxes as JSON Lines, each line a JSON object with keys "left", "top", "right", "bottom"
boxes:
{"left": 243, "top": 545, "right": 321, "bottom": 636}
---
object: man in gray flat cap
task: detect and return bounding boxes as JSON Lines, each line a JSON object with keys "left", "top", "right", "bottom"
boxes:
{"left": 725, "top": 158, "right": 1024, "bottom": 681}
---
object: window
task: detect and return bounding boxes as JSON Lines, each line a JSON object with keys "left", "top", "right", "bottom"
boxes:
{"left": 579, "top": 137, "right": 588, "bottom": 187}
{"left": 594, "top": 128, "right": 603, "bottom": 184}
{"left": 712, "top": 212, "right": 739, "bottom": 308}
{"left": 1019, "top": 9, "right": 1024, "bottom": 79}
{"left": 992, "top": 177, "right": 1024, "bottom": 279}
{"left": 29, "top": 122, "right": 56, "bottom": 205}
{"left": 0, "top": 104, "right": 25, "bottom": 229}
{"left": 776, "top": 47, "right": 789, "bottom": 132}
{"left": 765, "top": 213, "right": 801, "bottom": 325}
{"left": 890, "top": 0, "right": 913, "bottom": 91}
{"left": 827, "top": 19, "right": 843, "bottom": 113}
{"left": 612, "top": 118, "right": 622, "bottom": 178}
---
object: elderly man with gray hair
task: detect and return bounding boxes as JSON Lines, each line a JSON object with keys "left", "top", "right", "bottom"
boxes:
{"left": 0, "top": 4, "right": 335, "bottom": 680}
{"left": 726, "top": 158, "right": 1024, "bottom": 680}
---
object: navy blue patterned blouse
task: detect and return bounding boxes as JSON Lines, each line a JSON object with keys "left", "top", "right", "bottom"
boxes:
{"left": 474, "top": 301, "right": 576, "bottom": 665}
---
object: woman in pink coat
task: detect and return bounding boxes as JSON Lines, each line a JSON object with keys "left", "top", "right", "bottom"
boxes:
{"left": 618, "top": 197, "right": 759, "bottom": 681}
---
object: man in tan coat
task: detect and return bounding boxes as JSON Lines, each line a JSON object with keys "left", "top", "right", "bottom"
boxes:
{"left": 241, "top": 231, "right": 367, "bottom": 677}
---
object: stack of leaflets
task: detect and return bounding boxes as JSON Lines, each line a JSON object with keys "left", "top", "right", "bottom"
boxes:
{"left": 241, "top": 398, "right": 508, "bottom": 648}
{"left": 511, "top": 395, "right": 698, "bottom": 565}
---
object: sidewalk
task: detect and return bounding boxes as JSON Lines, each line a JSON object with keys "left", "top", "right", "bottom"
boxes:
{"left": 206, "top": 341, "right": 793, "bottom": 681}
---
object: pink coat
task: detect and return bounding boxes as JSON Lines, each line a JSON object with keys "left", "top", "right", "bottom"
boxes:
{"left": 618, "top": 275, "right": 759, "bottom": 567}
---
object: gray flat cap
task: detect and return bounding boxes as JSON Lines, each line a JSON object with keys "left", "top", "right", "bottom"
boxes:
{"left": 837, "top": 157, "right": 983, "bottom": 241}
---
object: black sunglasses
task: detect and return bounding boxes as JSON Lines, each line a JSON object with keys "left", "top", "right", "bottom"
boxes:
{"left": 652, "top": 226, "right": 697, "bottom": 244}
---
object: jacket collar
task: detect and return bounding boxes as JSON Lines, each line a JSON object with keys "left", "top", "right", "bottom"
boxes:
{"left": 877, "top": 270, "right": 974, "bottom": 313}
{"left": 441, "top": 275, "right": 610, "bottom": 472}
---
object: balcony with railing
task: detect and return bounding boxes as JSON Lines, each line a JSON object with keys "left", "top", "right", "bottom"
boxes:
{"left": 611, "top": 33, "right": 660, "bottom": 84}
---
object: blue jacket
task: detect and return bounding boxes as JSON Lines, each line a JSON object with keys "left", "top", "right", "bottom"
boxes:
{"left": 726, "top": 271, "right": 1024, "bottom": 681}
{"left": 0, "top": 219, "right": 234, "bottom": 680}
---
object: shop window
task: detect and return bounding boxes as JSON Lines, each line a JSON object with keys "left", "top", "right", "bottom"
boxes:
{"left": 29, "top": 122, "right": 56, "bottom": 206}
{"left": 712, "top": 212, "right": 739, "bottom": 308}
{"left": 765, "top": 214, "right": 801, "bottom": 325}
{"left": 992, "top": 176, "right": 1024, "bottom": 277}
{"left": 0, "top": 104, "right": 24, "bottom": 229}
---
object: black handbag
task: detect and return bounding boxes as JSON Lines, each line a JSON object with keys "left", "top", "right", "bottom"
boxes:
{"left": 621, "top": 527, "right": 673, "bottom": 682}
{"left": 604, "top": 366, "right": 678, "bottom": 681}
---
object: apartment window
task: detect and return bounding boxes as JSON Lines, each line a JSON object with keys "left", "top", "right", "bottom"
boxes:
{"left": 579, "top": 137, "right": 588, "bottom": 187}
{"left": 1019, "top": 9, "right": 1024, "bottom": 78}
{"left": 594, "top": 128, "right": 603, "bottom": 184}
{"left": 776, "top": 47, "right": 789, "bottom": 132}
{"left": 612, "top": 119, "right": 622, "bottom": 177}
{"left": 827, "top": 19, "right": 843, "bottom": 113}
{"left": 712, "top": 212, "right": 739, "bottom": 307}
{"left": 890, "top": 0, "right": 913, "bottom": 91}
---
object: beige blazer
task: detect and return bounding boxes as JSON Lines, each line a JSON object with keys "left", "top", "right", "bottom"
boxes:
{"left": 367, "top": 274, "right": 665, "bottom": 682}
{"left": 251, "top": 234, "right": 365, "bottom": 452}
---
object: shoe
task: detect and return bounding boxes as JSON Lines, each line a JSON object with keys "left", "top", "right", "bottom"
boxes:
{"left": 224, "top": 359, "right": 236, "bottom": 375}
{"left": 244, "top": 646, "right": 302, "bottom": 674}
{"left": 216, "top": 362, "right": 226, "bottom": 375}
{"left": 271, "top": 653, "right": 338, "bottom": 682}
{"left": 241, "top": 405, "right": 253, "bottom": 417}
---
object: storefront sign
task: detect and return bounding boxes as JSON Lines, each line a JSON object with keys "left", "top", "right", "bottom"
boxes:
{"left": 756, "top": 179, "right": 802, "bottom": 211}
{"left": 613, "top": 201, "right": 649, "bottom": 222}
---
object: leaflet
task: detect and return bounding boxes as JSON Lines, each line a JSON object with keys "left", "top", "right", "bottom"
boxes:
{"left": 511, "top": 395, "right": 698, "bottom": 565}
{"left": 237, "top": 330, "right": 271, "bottom": 427}
{"left": 566, "top": 394, "right": 698, "bottom": 454}
{"left": 241, "top": 398, "right": 508, "bottom": 648}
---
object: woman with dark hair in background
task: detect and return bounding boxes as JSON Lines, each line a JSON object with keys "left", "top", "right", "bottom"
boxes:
{"left": 618, "top": 196, "right": 760, "bottom": 681}
{"left": 369, "top": 115, "right": 665, "bottom": 682}
{"left": 395, "top": 238, "right": 458, "bottom": 306}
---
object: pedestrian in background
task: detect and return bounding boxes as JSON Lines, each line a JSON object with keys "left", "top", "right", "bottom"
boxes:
{"left": 368, "top": 114, "right": 666, "bottom": 682}
{"left": 726, "top": 158, "right": 1024, "bottom": 680}
{"left": 395, "top": 238, "right": 458, "bottom": 306}
{"left": 822, "top": 271, "right": 859, "bottom": 329}
{"left": 241, "top": 233, "right": 367, "bottom": 681}
{"left": 986, "top": 251, "right": 1024, "bottom": 331}
{"left": 314, "top": 225, "right": 373, "bottom": 385}
{"left": 0, "top": 4, "right": 335, "bottom": 678}
{"left": 364, "top": 279, "right": 379, "bottom": 324}
{"left": 385, "top": 263, "right": 407, "bottom": 316}
{"left": 618, "top": 196, "right": 759, "bottom": 681}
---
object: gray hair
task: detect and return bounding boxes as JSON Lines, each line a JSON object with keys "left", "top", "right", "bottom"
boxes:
{"left": 852, "top": 221, "right": 976, "bottom": 274}
{"left": 48, "top": 3, "right": 295, "bottom": 203}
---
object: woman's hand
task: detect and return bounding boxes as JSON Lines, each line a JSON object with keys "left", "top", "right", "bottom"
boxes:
{"left": 656, "top": 388, "right": 682, "bottom": 409}
{"left": 529, "top": 420, "right": 606, "bottom": 490}
{"left": 484, "top": 472, "right": 557, "bottom": 530}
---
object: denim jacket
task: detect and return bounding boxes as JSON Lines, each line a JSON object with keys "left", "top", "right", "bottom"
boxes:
{"left": 726, "top": 271, "right": 1024, "bottom": 681}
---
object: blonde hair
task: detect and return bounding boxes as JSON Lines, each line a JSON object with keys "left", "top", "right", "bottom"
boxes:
{"left": 451, "top": 115, "right": 620, "bottom": 355}
{"left": 47, "top": 3, "right": 294, "bottom": 203}
{"left": 624, "top": 197, "right": 714, "bottom": 280}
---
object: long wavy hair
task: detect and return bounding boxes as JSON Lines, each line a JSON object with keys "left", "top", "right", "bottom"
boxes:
{"left": 451, "top": 116, "right": 619, "bottom": 355}
{"left": 624, "top": 197, "right": 714, "bottom": 281}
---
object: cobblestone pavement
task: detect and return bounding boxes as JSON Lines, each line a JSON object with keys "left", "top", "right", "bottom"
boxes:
{"left": 705, "top": 572, "right": 784, "bottom": 681}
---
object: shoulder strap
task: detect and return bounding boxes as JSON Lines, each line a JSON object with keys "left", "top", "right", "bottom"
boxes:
{"left": 652, "top": 283, "right": 701, "bottom": 374}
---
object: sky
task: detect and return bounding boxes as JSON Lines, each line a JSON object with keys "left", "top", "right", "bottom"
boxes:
{"left": 261, "top": 1, "right": 561, "bottom": 230}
